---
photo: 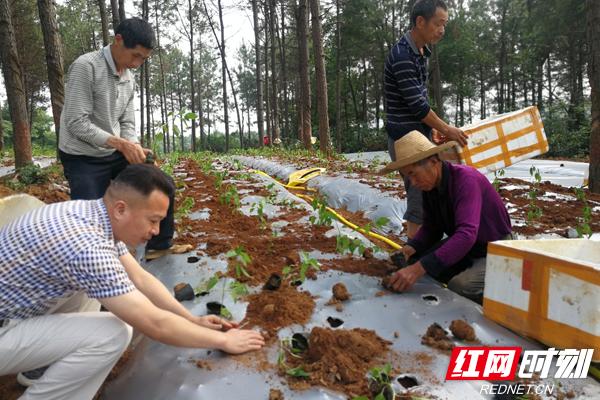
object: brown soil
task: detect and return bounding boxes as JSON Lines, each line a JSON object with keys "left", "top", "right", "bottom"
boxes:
{"left": 449, "top": 320, "right": 477, "bottom": 342}
{"left": 269, "top": 388, "right": 284, "bottom": 400}
{"left": 332, "top": 282, "right": 350, "bottom": 301}
{"left": 173, "top": 159, "right": 399, "bottom": 288}
{"left": 421, "top": 323, "right": 454, "bottom": 351}
{"left": 242, "top": 284, "right": 316, "bottom": 337}
{"left": 334, "top": 206, "right": 405, "bottom": 251}
{"left": 194, "top": 360, "right": 213, "bottom": 371}
{"left": 0, "top": 164, "right": 70, "bottom": 204}
{"left": 282, "top": 327, "right": 392, "bottom": 398}
{"left": 0, "top": 375, "right": 22, "bottom": 400}
{"left": 498, "top": 177, "right": 600, "bottom": 237}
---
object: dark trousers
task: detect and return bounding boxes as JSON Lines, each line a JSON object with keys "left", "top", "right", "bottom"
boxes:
{"left": 60, "top": 150, "right": 174, "bottom": 250}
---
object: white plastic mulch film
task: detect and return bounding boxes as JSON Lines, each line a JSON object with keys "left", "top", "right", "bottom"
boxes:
{"left": 101, "top": 157, "right": 599, "bottom": 400}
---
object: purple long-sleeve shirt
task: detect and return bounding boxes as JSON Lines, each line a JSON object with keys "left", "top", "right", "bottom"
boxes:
{"left": 407, "top": 162, "right": 512, "bottom": 278}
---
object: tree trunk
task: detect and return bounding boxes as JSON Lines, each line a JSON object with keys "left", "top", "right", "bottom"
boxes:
{"left": 197, "top": 38, "right": 206, "bottom": 149}
{"left": 297, "top": 0, "right": 311, "bottom": 149}
{"left": 217, "top": 0, "right": 229, "bottom": 151}
{"left": 309, "top": 0, "right": 330, "bottom": 155}
{"left": 154, "top": 0, "right": 169, "bottom": 152}
{"left": 587, "top": 0, "right": 600, "bottom": 193}
{"left": 547, "top": 53, "right": 553, "bottom": 106}
{"left": 429, "top": 43, "right": 444, "bottom": 118}
{"left": 498, "top": 1, "right": 508, "bottom": 114}
{"left": 335, "top": 0, "right": 341, "bottom": 153}
{"left": 145, "top": 62, "right": 151, "bottom": 145}
{"left": 139, "top": 56, "right": 145, "bottom": 146}
{"left": 280, "top": 0, "right": 289, "bottom": 141}
{"left": 140, "top": 0, "right": 148, "bottom": 146}
{"left": 97, "top": 0, "right": 110, "bottom": 45}
{"left": 37, "top": 0, "right": 65, "bottom": 159}
{"left": 264, "top": 7, "right": 271, "bottom": 145}
{"left": 269, "top": 0, "right": 280, "bottom": 143}
{"left": 479, "top": 63, "right": 485, "bottom": 119}
{"left": 204, "top": 2, "right": 244, "bottom": 148}
{"left": 251, "top": 0, "right": 264, "bottom": 146}
{"left": 110, "top": 0, "right": 119, "bottom": 30}
{"left": 176, "top": 71, "right": 185, "bottom": 151}
{"left": 118, "top": 0, "right": 125, "bottom": 21}
{"left": 0, "top": 0, "right": 32, "bottom": 167}
{"left": 0, "top": 99, "right": 4, "bottom": 153}
{"left": 187, "top": 0, "right": 196, "bottom": 151}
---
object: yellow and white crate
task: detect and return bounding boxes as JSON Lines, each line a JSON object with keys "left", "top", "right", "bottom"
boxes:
{"left": 452, "top": 106, "right": 549, "bottom": 174}
{"left": 483, "top": 239, "right": 600, "bottom": 359}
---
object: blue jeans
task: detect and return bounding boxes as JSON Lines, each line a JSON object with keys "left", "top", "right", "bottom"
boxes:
{"left": 60, "top": 150, "right": 174, "bottom": 250}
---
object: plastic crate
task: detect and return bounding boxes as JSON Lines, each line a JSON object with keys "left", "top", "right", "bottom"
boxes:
{"left": 483, "top": 239, "right": 600, "bottom": 359}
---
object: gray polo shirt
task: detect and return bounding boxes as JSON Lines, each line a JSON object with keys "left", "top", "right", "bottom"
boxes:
{"left": 59, "top": 45, "right": 138, "bottom": 157}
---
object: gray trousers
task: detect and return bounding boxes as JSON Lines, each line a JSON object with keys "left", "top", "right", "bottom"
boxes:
{"left": 0, "top": 292, "right": 132, "bottom": 400}
{"left": 446, "top": 258, "right": 487, "bottom": 304}
{"left": 387, "top": 135, "right": 424, "bottom": 224}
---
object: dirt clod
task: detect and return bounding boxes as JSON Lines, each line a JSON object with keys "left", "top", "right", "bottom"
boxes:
{"left": 269, "top": 388, "right": 284, "bottom": 400}
{"left": 332, "top": 282, "right": 351, "bottom": 301}
{"left": 449, "top": 320, "right": 477, "bottom": 342}
{"left": 421, "top": 323, "right": 454, "bottom": 351}
{"left": 282, "top": 327, "right": 392, "bottom": 397}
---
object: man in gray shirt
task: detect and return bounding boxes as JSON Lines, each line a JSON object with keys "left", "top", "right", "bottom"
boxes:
{"left": 59, "top": 17, "right": 176, "bottom": 255}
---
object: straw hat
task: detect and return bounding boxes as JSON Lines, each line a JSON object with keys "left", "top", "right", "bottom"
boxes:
{"left": 378, "top": 130, "right": 457, "bottom": 174}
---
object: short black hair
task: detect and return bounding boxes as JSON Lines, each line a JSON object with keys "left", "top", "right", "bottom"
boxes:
{"left": 115, "top": 17, "right": 155, "bottom": 50}
{"left": 410, "top": 0, "right": 448, "bottom": 28}
{"left": 110, "top": 164, "right": 174, "bottom": 199}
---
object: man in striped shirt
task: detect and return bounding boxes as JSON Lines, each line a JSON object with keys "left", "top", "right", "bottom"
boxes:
{"left": 58, "top": 17, "right": 177, "bottom": 257}
{"left": 0, "top": 165, "right": 264, "bottom": 400}
{"left": 384, "top": 0, "right": 468, "bottom": 239}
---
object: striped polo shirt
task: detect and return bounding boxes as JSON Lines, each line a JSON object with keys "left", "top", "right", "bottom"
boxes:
{"left": 384, "top": 32, "right": 432, "bottom": 141}
{"left": 0, "top": 199, "right": 135, "bottom": 320}
{"left": 59, "top": 45, "right": 138, "bottom": 157}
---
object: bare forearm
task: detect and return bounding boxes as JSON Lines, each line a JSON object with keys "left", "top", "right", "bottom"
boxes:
{"left": 135, "top": 270, "right": 195, "bottom": 320}
{"left": 150, "top": 311, "right": 227, "bottom": 348}
{"left": 421, "top": 110, "right": 450, "bottom": 133}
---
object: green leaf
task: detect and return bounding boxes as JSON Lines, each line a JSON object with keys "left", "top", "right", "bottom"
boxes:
{"left": 220, "top": 306, "right": 233, "bottom": 320}
{"left": 375, "top": 216, "right": 390, "bottom": 228}
{"left": 286, "top": 366, "right": 310, "bottom": 378}
{"left": 184, "top": 112, "right": 197, "bottom": 120}
{"left": 225, "top": 249, "right": 237, "bottom": 258}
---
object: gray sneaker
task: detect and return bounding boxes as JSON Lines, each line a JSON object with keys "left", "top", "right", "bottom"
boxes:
{"left": 17, "top": 366, "right": 48, "bottom": 387}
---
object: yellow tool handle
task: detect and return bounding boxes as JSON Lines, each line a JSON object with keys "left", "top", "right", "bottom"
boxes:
{"left": 250, "top": 169, "right": 402, "bottom": 251}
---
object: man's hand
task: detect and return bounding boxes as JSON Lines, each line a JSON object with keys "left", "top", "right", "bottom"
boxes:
{"left": 106, "top": 136, "right": 146, "bottom": 164}
{"left": 220, "top": 329, "right": 265, "bottom": 354}
{"left": 388, "top": 261, "right": 426, "bottom": 292}
{"left": 402, "top": 245, "right": 416, "bottom": 260}
{"left": 443, "top": 126, "right": 468, "bottom": 147}
{"left": 190, "top": 315, "right": 238, "bottom": 331}
{"left": 390, "top": 244, "right": 416, "bottom": 268}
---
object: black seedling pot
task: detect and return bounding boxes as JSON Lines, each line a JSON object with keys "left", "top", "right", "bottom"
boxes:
{"left": 326, "top": 316, "right": 344, "bottom": 328}
{"left": 264, "top": 273, "right": 282, "bottom": 290}
{"left": 206, "top": 301, "right": 224, "bottom": 315}
{"left": 174, "top": 283, "right": 195, "bottom": 302}
{"left": 291, "top": 333, "right": 309, "bottom": 353}
{"left": 397, "top": 375, "right": 419, "bottom": 389}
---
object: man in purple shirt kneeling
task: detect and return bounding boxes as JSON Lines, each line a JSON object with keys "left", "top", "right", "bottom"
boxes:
{"left": 380, "top": 131, "right": 512, "bottom": 303}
